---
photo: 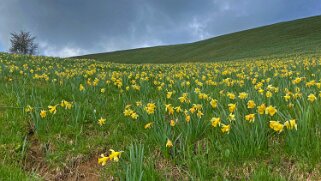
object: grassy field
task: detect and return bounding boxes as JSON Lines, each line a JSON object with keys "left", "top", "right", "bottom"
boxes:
{"left": 1, "top": 52, "right": 321, "bottom": 180}
{"left": 74, "top": 15, "right": 321, "bottom": 64}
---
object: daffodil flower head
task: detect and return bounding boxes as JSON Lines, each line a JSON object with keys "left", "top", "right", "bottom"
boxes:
{"left": 269, "top": 121, "right": 284, "bottom": 133}
{"left": 144, "top": 122, "right": 153, "bottom": 129}
{"left": 48, "top": 105, "right": 58, "bottom": 114}
{"left": 108, "top": 149, "right": 124, "bottom": 162}
{"left": 166, "top": 139, "right": 173, "bottom": 148}
{"left": 98, "top": 154, "right": 109, "bottom": 166}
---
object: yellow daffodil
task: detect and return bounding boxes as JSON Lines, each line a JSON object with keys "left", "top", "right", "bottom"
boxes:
{"left": 166, "top": 139, "right": 173, "bottom": 148}
{"left": 292, "top": 77, "right": 302, "bottom": 84}
{"left": 123, "top": 108, "right": 133, "bottom": 116}
{"left": 166, "top": 91, "right": 173, "bottom": 99}
{"left": 144, "top": 122, "right": 153, "bottom": 129}
{"left": 308, "top": 94, "right": 317, "bottom": 102}
{"left": 210, "top": 117, "right": 221, "bottom": 127}
{"left": 98, "top": 117, "right": 106, "bottom": 126}
{"left": 79, "top": 84, "right": 85, "bottom": 91}
{"left": 48, "top": 105, "right": 58, "bottom": 114}
{"left": 221, "top": 124, "right": 231, "bottom": 134}
{"left": 228, "top": 103, "right": 236, "bottom": 113}
{"left": 227, "top": 92, "right": 236, "bottom": 100}
{"left": 245, "top": 113, "right": 255, "bottom": 123}
{"left": 238, "top": 92, "right": 248, "bottom": 99}
{"left": 265, "top": 105, "right": 277, "bottom": 116}
{"left": 25, "top": 105, "right": 33, "bottom": 113}
{"left": 284, "top": 119, "right": 297, "bottom": 130}
{"left": 98, "top": 154, "right": 109, "bottom": 166}
{"left": 266, "top": 91, "right": 273, "bottom": 98}
{"left": 269, "top": 121, "right": 284, "bottom": 133}
{"left": 197, "top": 110, "right": 204, "bottom": 118}
{"left": 194, "top": 88, "right": 201, "bottom": 94}
{"left": 136, "top": 101, "right": 142, "bottom": 107}
{"left": 228, "top": 113, "right": 235, "bottom": 121}
{"left": 60, "top": 100, "right": 72, "bottom": 110}
{"left": 40, "top": 110, "right": 47, "bottom": 118}
{"left": 284, "top": 94, "right": 291, "bottom": 102}
{"left": 165, "top": 104, "right": 174, "bottom": 115}
{"left": 170, "top": 119, "right": 176, "bottom": 127}
{"left": 247, "top": 100, "right": 256, "bottom": 109}
{"left": 145, "top": 103, "right": 156, "bottom": 114}
{"left": 108, "top": 149, "right": 124, "bottom": 162}
{"left": 179, "top": 93, "right": 190, "bottom": 103}
{"left": 210, "top": 99, "right": 218, "bottom": 108}
{"left": 257, "top": 104, "right": 266, "bottom": 115}
{"left": 185, "top": 115, "right": 191, "bottom": 123}
{"left": 189, "top": 107, "right": 196, "bottom": 114}
{"left": 131, "top": 112, "right": 139, "bottom": 120}
{"left": 174, "top": 106, "right": 182, "bottom": 113}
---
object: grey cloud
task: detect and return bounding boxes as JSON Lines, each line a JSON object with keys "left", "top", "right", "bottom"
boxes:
{"left": 0, "top": 0, "right": 320, "bottom": 57}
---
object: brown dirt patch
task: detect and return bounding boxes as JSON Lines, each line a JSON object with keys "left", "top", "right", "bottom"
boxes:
{"left": 153, "top": 149, "right": 188, "bottom": 180}
{"left": 52, "top": 154, "right": 101, "bottom": 181}
{"left": 23, "top": 124, "right": 101, "bottom": 181}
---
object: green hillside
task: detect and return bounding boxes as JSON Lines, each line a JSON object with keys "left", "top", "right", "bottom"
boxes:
{"left": 75, "top": 15, "right": 321, "bottom": 63}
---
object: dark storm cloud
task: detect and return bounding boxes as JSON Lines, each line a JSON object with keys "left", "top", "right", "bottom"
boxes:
{"left": 0, "top": 0, "right": 320, "bottom": 57}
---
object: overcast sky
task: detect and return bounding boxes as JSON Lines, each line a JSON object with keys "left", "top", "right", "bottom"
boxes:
{"left": 0, "top": 0, "right": 320, "bottom": 57}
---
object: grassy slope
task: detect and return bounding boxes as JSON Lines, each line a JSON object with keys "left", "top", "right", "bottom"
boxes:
{"left": 2, "top": 53, "right": 321, "bottom": 180}
{"left": 75, "top": 15, "right": 321, "bottom": 63}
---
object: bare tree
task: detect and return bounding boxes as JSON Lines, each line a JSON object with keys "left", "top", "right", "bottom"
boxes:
{"left": 9, "top": 31, "right": 38, "bottom": 55}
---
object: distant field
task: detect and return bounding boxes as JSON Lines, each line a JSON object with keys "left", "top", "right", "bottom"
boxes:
{"left": 74, "top": 15, "right": 321, "bottom": 63}
{"left": 1, "top": 52, "right": 321, "bottom": 180}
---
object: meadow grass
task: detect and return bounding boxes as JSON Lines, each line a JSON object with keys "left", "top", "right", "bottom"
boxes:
{"left": 1, "top": 52, "right": 321, "bottom": 180}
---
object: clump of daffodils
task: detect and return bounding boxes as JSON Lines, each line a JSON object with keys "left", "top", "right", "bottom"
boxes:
{"left": 144, "top": 103, "right": 156, "bottom": 114}
{"left": 123, "top": 105, "right": 139, "bottom": 120}
{"left": 98, "top": 149, "right": 124, "bottom": 166}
